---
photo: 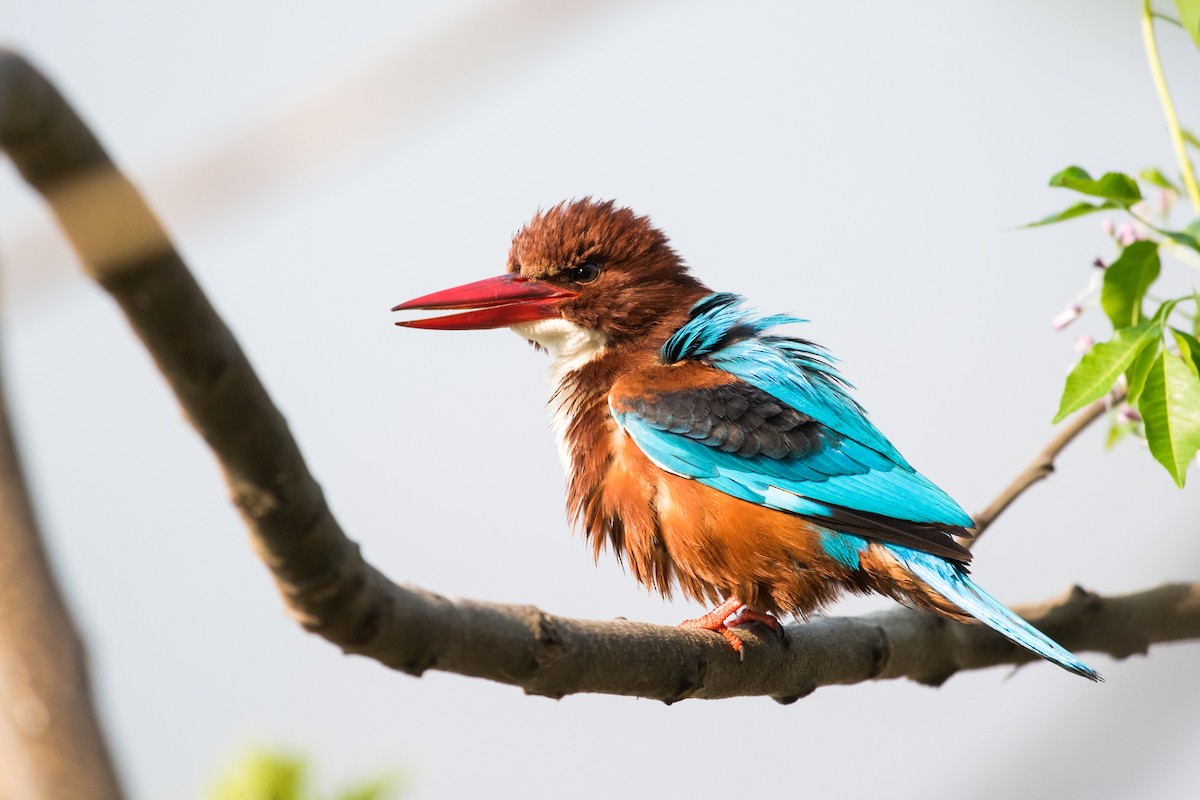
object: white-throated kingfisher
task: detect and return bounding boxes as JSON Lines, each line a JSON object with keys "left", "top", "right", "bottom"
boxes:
{"left": 393, "top": 199, "right": 1100, "bottom": 680}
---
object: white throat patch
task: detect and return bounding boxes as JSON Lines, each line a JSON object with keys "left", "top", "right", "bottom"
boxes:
{"left": 510, "top": 318, "right": 608, "bottom": 384}
{"left": 510, "top": 318, "right": 608, "bottom": 472}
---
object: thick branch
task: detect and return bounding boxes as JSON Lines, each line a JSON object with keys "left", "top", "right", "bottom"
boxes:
{"left": 970, "top": 389, "right": 1123, "bottom": 543}
{"left": 0, "top": 146, "right": 125, "bottom": 800}
{"left": 3, "top": 51, "right": 1196, "bottom": 713}
{"left": 190, "top": 577, "right": 1200, "bottom": 703}
{"left": 0, "top": 380, "right": 126, "bottom": 800}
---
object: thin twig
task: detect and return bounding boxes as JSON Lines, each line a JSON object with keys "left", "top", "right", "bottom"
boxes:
{"left": 970, "top": 388, "right": 1125, "bottom": 544}
{"left": 1142, "top": 0, "right": 1200, "bottom": 210}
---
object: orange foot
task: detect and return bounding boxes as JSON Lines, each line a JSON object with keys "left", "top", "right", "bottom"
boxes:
{"left": 679, "top": 596, "right": 780, "bottom": 653}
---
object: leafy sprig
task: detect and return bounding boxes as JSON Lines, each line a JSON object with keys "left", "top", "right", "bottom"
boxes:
{"left": 1037, "top": 163, "right": 1200, "bottom": 486}
{"left": 1029, "top": 3, "right": 1200, "bottom": 487}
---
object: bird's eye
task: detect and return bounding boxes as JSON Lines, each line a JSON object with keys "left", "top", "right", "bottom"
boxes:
{"left": 566, "top": 262, "right": 601, "bottom": 284}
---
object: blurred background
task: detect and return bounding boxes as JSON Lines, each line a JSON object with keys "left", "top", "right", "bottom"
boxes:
{"left": 2, "top": 1, "right": 1198, "bottom": 798}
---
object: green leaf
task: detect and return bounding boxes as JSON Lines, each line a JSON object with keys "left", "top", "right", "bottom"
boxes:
{"left": 1194, "top": 289, "right": 1200, "bottom": 337}
{"left": 1159, "top": 227, "right": 1200, "bottom": 254}
{"left": 1101, "top": 241, "right": 1161, "bottom": 328}
{"left": 1138, "top": 350, "right": 1200, "bottom": 486}
{"left": 1140, "top": 167, "right": 1180, "bottom": 191}
{"left": 207, "top": 752, "right": 401, "bottom": 800}
{"left": 209, "top": 753, "right": 305, "bottom": 800}
{"left": 1175, "top": 0, "right": 1200, "bottom": 49}
{"left": 1049, "top": 166, "right": 1142, "bottom": 203}
{"left": 1152, "top": 297, "right": 1182, "bottom": 323}
{"left": 1054, "top": 321, "right": 1162, "bottom": 422}
{"left": 1025, "top": 200, "right": 1120, "bottom": 227}
{"left": 1172, "top": 327, "right": 1200, "bottom": 377}
{"left": 1185, "top": 128, "right": 1200, "bottom": 150}
{"left": 1126, "top": 337, "right": 1162, "bottom": 405}
{"left": 336, "top": 780, "right": 398, "bottom": 800}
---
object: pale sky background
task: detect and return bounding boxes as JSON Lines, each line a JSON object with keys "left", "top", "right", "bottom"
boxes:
{"left": 2, "top": 1, "right": 1199, "bottom": 799}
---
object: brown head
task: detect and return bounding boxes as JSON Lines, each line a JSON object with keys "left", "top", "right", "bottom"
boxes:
{"left": 393, "top": 199, "right": 710, "bottom": 358}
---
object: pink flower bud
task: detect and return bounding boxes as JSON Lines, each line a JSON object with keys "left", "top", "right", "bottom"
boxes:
{"left": 1052, "top": 303, "right": 1083, "bottom": 331}
{"left": 1157, "top": 188, "right": 1175, "bottom": 216}
{"left": 1101, "top": 218, "right": 1115, "bottom": 237}
{"left": 1117, "top": 405, "right": 1141, "bottom": 423}
{"left": 1074, "top": 335, "right": 1094, "bottom": 354}
{"left": 1116, "top": 221, "right": 1140, "bottom": 245}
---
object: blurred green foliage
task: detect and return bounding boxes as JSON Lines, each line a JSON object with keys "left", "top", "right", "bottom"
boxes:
{"left": 206, "top": 751, "right": 401, "bottom": 800}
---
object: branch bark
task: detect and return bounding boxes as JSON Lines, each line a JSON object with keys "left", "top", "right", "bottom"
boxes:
{"left": 2, "top": 50, "right": 1197, "bottom": 725}
{"left": 0, "top": 377, "right": 126, "bottom": 800}
{"left": 0, "top": 113, "right": 125, "bottom": 800}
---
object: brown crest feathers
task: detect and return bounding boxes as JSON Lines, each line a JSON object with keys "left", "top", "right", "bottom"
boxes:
{"left": 506, "top": 199, "right": 710, "bottom": 344}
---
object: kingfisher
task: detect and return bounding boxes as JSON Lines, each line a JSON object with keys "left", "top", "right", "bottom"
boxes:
{"left": 393, "top": 199, "right": 1100, "bottom": 680}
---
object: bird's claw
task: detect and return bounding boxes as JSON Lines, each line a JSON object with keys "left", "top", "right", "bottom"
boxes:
{"left": 727, "top": 608, "right": 780, "bottom": 632}
{"left": 678, "top": 597, "right": 780, "bottom": 656}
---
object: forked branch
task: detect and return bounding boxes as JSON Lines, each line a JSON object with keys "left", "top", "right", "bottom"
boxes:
{"left": 970, "top": 390, "right": 1124, "bottom": 544}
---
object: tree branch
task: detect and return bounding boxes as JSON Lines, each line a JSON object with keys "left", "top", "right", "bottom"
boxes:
{"left": 0, "top": 55, "right": 126, "bottom": 796}
{"left": 970, "top": 389, "right": 1124, "bottom": 544}
{"left": 0, "top": 369, "right": 127, "bottom": 800}
{"left": 3, "top": 51, "right": 1197, "bottom": 717}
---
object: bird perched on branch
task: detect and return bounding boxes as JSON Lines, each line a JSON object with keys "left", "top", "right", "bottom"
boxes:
{"left": 393, "top": 199, "right": 1100, "bottom": 680}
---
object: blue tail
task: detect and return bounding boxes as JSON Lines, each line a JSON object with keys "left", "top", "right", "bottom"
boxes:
{"left": 885, "top": 545, "right": 1102, "bottom": 681}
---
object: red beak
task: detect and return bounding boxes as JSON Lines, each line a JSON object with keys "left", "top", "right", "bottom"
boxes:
{"left": 392, "top": 273, "right": 578, "bottom": 330}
